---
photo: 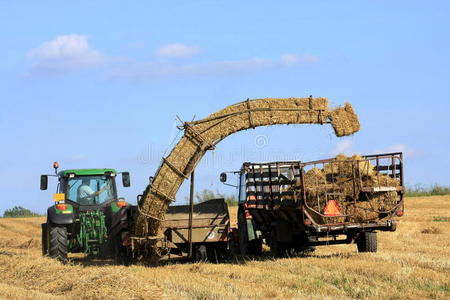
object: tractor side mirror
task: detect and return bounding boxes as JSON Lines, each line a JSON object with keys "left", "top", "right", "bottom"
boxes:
{"left": 220, "top": 172, "right": 227, "bottom": 183}
{"left": 122, "top": 172, "right": 131, "bottom": 187}
{"left": 40, "top": 175, "right": 48, "bottom": 190}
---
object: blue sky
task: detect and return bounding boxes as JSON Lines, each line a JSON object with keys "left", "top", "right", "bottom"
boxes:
{"left": 0, "top": 1, "right": 449, "bottom": 215}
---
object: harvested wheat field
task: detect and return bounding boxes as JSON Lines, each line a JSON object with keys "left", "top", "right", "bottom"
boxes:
{"left": 0, "top": 196, "right": 449, "bottom": 300}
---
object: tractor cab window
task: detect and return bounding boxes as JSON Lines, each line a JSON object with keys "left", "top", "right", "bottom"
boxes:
{"left": 66, "top": 175, "right": 115, "bottom": 205}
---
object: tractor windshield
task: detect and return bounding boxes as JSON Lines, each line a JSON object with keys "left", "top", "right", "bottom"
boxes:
{"left": 66, "top": 175, "right": 116, "bottom": 205}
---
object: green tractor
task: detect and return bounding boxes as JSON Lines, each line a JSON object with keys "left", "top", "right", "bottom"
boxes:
{"left": 40, "top": 162, "right": 132, "bottom": 263}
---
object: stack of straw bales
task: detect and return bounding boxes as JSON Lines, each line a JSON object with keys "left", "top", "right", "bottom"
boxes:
{"left": 302, "top": 155, "right": 401, "bottom": 224}
{"left": 135, "top": 97, "right": 361, "bottom": 237}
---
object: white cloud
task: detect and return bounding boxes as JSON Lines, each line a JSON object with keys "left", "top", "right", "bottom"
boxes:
{"left": 280, "top": 54, "right": 300, "bottom": 66}
{"left": 280, "top": 54, "right": 319, "bottom": 66}
{"left": 27, "top": 34, "right": 105, "bottom": 75}
{"left": 110, "top": 53, "right": 318, "bottom": 80}
{"left": 330, "top": 140, "right": 353, "bottom": 156}
{"left": 301, "top": 54, "right": 319, "bottom": 64}
{"left": 375, "top": 144, "right": 422, "bottom": 159}
{"left": 155, "top": 43, "right": 202, "bottom": 58}
{"left": 26, "top": 37, "right": 318, "bottom": 80}
{"left": 110, "top": 58, "right": 273, "bottom": 80}
{"left": 65, "top": 154, "right": 88, "bottom": 163}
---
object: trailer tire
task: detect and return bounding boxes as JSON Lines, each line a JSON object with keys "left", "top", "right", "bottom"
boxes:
{"left": 114, "top": 236, "right": 131, "bottom": 266}
{"left": 270, "top": 229, "right": 291, "bottom": 258}
{"left": 248, "top": 239, "right": 263, "bottom": 256}
{"left": 195, "top": 245, "right": 208, "bottom": 262}
{"left": 48, "top": 225, "right": 68, "bottom": 263}
{"left": 357, "top": 231, "right": 377, "bottom": 253}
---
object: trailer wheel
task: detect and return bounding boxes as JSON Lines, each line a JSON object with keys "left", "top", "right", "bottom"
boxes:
{"left": 194, "top": 245, "right": 208, "bottom": 262}
{"left": 114, "top": 236, "right": 131, "bottom": 266}
{"left": 238, "top": 208, "right": 262, "bottom": 255}
{"left": 269, "top": 229, "right": 291, "bottom": 258}
{"left": 48, "top": 225, "right": 68, "bottom": 263}
{"left": 357, "top": 231, "right": 378, "bottom": 253}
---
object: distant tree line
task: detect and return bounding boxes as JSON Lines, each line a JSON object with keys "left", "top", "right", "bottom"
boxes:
{"left": 405, "top": 184, "right": 450, "bottom": 197}
{"left": 2, "top": 206, "right": 42, "bottom": 218}
{"left": 186, "top": 189, "right": 238, "bottom": 206}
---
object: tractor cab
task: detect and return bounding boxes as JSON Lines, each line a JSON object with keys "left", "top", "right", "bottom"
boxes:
{"left": 41, "top": 165, "right": 130, "bottom": 213}
{"left": 61, "top": 171, "right": 117, "bottom": 206}
{"left": 40, "top": 162, "right": 131, "bottom": 262}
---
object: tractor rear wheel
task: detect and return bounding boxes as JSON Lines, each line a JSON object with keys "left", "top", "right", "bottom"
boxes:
{"left": 357, "top": 231, "right": 378, "bottom": 253}
{"left": 48, "top": 225, "right": 69, "bottom": 263}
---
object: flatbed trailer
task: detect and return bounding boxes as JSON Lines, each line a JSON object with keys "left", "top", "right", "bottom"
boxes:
{"left": 161, "top": 198, "right": 231, "bottom": 261}
{"left": 124, "top": 198, "right": 231, "bottom": 262}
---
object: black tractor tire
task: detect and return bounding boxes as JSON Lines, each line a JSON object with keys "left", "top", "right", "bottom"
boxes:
{"left": 41, "top": 223, "right": 48, "bottom": 256}
{"left": 238, "top": 207, "right": 262, "bottom": 256}
{"left": 48, "top": 225, "right": 69, "bottom": 263}
{"left": 357, "top": 231, "right": 378, "bottom": 253}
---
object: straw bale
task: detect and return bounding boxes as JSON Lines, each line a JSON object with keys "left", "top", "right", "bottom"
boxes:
{"left": 352, "top": 154, "right": 376, "bottom": 177}
{"left": 369, "top": 174, "right": 399, "bottom": 187}
{"left": 301, "top": 154, "right": 401, "bottom": 225}
{"left": 322, "top": 154, "right": 375, "bottom": 179}
{"left": 135, "top": 98, "right": 361, "bottom": 236}
{"left": 304, "top": 168, "right": 326, "bottom": 186}
{"left": 347, "top": 190, "right": 399, "bottom": 222}
{"left": 329, "top": 103, "right": 361, "bottom": 137}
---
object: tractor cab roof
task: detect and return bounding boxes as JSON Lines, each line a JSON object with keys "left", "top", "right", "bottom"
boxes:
{"left": 58, "top": 169, "right": 118, "bottom": 177}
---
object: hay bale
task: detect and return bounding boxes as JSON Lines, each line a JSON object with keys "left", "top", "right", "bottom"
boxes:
{"left": 323, "top": 154, "right": 352, "bottom": 177}
{"left": 300, "top": 154, "right": 400, "bottom": 225}
{"left": 345, "top": 203, "right": 378, "bottom": 223}
{"left": 135, "top": 98, "right": 361, "bottom": 236}
{"left": 369, "top": 174, "right": 399, "bottom": 187}
{"left": 304, "top": 168, "right": 326, "bottom": 186}
{"left": 347, "top": 190, "right": 399, "bottom": 222}
{"left": 324, "top": 154, "right": 375, "bottom": 178}
{"left": 329, "top": 103, "right": 361, "bottom": 137}
{"left": 352, "top": 154, "right": 376, "bottom": 177}
{"left": 303, "top": 167, "right": 348, "bottom": 224}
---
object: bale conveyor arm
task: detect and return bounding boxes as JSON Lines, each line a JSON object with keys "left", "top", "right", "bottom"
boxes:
{"left": 134, "top": 97, "right": 360, "bottom": 237}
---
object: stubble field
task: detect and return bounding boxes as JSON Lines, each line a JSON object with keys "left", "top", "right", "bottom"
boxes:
{"left": 0, "top": 196, "right": 448, "bottom": 300}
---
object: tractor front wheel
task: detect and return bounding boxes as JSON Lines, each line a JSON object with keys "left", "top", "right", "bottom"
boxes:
{"left": 48, "top": 225, "right": 69, "bottom": 263}
{"left": 41, "top": 223, "right": 48, "bottom": 256}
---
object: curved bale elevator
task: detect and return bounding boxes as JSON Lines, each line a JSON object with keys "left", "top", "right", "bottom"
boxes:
{"left": 134, "top": 97, "right": 361, "bottom": 237}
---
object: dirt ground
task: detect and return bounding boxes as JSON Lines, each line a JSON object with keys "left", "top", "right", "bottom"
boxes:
{"left": 0, "top": 196, "right": 448, "bottom": 300}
